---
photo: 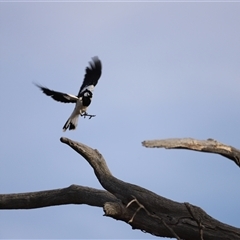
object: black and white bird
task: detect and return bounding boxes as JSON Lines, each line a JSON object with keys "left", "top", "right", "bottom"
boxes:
{"left": 35, "top": 56, "right": 102, "bottom": 131}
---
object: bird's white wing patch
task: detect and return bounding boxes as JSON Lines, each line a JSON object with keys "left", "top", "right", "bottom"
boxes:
{"left": 87, "top": 85, "right": 95, "bottom": 92}
{"left": 64, "top": 94, "right": 79, "bottom": 101}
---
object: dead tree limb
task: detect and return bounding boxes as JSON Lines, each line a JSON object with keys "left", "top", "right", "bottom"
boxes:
{"left": 0, "top": 185, "right": 117, "bottom": 209}
{"left": 59, "top": 137, "right": 240, "bottom": 240}
{"left": 1, "top": 137, "right": 239, "bottom": 240}
{"left": 142, "top": 138, "right": 240, "bottom": 167}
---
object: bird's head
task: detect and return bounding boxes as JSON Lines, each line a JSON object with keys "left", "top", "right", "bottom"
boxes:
{"left": 83, "top": 89, "right": 93, "bottom": 98}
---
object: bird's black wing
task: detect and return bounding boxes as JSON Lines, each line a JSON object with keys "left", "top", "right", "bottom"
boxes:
{"left": 77, "top": 56, "right": 102, "bottom": 97}
{"left": 34, "top": 83, "right": 78, "bottom": 103}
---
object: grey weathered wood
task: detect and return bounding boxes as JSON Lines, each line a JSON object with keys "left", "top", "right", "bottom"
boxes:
{"left": 142, "top": 138, "right": 240, "bottom": 167}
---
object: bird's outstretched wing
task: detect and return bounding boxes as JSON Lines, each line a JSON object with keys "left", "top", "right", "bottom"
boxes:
{"left": 34, "top": 83, "right": 78, "bottom": 103}
{"left": 77, "top": 56, "right": 102, "bottom": 97}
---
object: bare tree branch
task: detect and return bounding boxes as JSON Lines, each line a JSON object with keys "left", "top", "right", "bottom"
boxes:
{"left": 0, "top": 184, "right": 117, "bottom": 209}
{"left": 142, "top": 138, "right": 240, "bottom": 167}
{"left": 1, "top": 137, "right": 239, "bottom": 240}
{"left": 60, "top": 137, "right": 240, "bottom": 240}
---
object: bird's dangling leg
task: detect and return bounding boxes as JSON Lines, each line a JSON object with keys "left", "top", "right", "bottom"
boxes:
{"left": 81, "top": 112, "right": 96, "bottom": 119}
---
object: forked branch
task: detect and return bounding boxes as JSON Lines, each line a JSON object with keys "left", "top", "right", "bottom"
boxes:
{"left": 0, "top": 137, "right": 239, "bottom": 240}
{"left": 60, "top": 137, "right": 240, "bottom": 240}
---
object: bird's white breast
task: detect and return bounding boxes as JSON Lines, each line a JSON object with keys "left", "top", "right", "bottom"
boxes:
{"left": 75, "top": 98, "right": 87, "bottom": 115}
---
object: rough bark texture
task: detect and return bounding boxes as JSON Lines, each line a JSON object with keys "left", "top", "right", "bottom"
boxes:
{"left": 0, "top": 137, "right": 239, "bottom": 240}
{"left": 0, "top": 185, "right": 117, "bottom": 209}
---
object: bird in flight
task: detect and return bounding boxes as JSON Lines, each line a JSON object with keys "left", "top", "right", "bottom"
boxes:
{"left": 35, "top": 56, "right": 102, "bottom": 131}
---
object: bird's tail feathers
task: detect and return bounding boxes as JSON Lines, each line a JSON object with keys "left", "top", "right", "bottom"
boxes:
{"left": 62, "top": 114, "right": 79, "bottom": 132}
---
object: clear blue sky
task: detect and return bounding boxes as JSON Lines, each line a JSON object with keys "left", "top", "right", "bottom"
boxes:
{"left": 0, "top": 2, "right": 239, "bottom": 239}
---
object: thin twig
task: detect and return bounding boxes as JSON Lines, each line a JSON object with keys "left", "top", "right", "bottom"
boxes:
{"left": 127, "top": 196, "right": 182, "bottom": 240}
